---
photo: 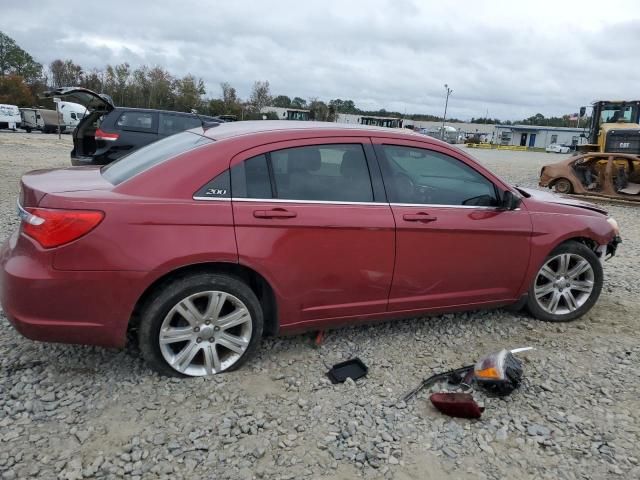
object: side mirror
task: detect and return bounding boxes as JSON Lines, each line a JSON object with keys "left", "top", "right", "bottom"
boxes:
{"left": 501, "top": 190, "right": 521, "bottom": 210}
{"left": 579, "top": 106, "right": 586, "bottom": 117}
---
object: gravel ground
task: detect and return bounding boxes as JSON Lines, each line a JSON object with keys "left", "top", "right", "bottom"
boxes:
{"left": 0, "top": 132, "right": 638, "bottom": 480}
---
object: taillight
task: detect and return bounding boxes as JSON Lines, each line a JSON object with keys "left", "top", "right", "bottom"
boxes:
{"left": 19, "top": 206, "right": 104, "bottom": 248}
{"left": 95, "top": 128, "right": 119, "bottom": 141}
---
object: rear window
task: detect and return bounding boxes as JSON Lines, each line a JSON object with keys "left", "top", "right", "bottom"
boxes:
{"left": 101, "top": 131, "right": 211, "bottom": 185}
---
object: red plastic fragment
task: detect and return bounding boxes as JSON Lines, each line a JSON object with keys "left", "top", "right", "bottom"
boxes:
{"left": 429, "top": 392, "right": 484, "bottom": 419}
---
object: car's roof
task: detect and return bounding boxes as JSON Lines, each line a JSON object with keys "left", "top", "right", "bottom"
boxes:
{"left": 113, "top": 106, "right": 217, "bottom": 119}
{"left": 201, "top": 120, "right": 443, "bottom": 143}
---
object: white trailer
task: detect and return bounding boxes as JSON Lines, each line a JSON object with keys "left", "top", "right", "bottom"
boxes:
{"left": 0, "top": 104, "right": 21, "bottom": 130}
{"left": 19, "top": 108, "right": 64, "bottom": 133}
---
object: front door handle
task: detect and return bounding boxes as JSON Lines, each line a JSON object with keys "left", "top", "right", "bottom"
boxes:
{"left": 402, "top": 212, "right": 438, "bottom": 223}
{"left": 253, "top": 208, "right": 297, "bottom": 219}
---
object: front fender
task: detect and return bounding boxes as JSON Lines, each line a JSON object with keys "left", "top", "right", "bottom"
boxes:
{"left": 519, "top": 211, "right": 616, "bottom": 295}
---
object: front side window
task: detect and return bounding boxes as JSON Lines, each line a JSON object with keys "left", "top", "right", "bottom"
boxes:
{"left": 379, "top": 145, "right": 499, "bottom": 207}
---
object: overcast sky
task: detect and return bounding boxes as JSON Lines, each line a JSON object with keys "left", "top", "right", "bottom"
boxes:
{"left": 2, "top": 0, "right": 639, "bottom": 120}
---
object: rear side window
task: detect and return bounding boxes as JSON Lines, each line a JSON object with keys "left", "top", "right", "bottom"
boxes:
{"left": 270, "top": 144, "right": 373, "bottom": 202}
{"left": 159, "top": 113, "right": 201, "bottom": 136}
{"left": 115, "top": 111, "right": 155, "bottom": 131}
{"left": 102, "top": 131, "right": 211, "bottom": 185}
{"left": 231, "top": 154, "right": 273, "bottom": 199}
{"left": 229, "top": 145, "right": 373, "bottom": 202}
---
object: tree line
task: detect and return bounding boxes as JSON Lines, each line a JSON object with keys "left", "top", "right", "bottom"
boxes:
{"left": 0, "top": 30, "right": 585, "bottom": 126}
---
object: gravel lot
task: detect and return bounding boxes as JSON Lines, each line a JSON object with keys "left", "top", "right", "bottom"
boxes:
{"left": 0, "top": 132, "right": 638, "bottom": 480}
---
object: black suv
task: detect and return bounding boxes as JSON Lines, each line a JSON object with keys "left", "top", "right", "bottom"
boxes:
{"left": 43, "top": 87, "right": 228, "bottom": 166}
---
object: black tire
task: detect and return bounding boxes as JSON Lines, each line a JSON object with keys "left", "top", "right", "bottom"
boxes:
{"left": 138, "top": 273, "right": 263, "bottom": 377}
{"left": 526, "top": 241, "right": 603, "bottom": 322}
{"left": 25, "top": 127, "right": 32, "bottom": 133}
{"left": 552, "top": 178, "right": 573, "bottom": 194}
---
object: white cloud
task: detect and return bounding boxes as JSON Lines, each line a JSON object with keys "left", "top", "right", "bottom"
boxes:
{"left": 2, "top": 0, "right": 640, "bottom": 119}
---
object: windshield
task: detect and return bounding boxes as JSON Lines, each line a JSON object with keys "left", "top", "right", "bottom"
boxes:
{"left": 101, "top": 131, "right": 212, "bottom": 185}
{"left": 600, "top": 104, "right": 638, "bottom": 124}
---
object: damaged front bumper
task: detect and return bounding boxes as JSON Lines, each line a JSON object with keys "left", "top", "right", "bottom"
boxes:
{"left": 607, "top": 235, "right": 622, "bottom": 259}
{"left": 598, "top": 235, "right": 622, "bottom": 262}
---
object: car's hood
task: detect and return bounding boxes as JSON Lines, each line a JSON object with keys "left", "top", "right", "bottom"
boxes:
{"left": 519, "top": 187, "right": 608, "bottom": 215}
{"left": 41, "top": 87, "right": 114, "bottom": 112}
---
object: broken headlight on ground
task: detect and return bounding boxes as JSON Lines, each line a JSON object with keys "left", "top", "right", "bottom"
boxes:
{"left": 474, "top": 349, "right": 524, "bottom": 396}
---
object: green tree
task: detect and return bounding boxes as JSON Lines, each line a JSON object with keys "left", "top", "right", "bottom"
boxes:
{"left": 173, "top": 74, "right": 206, "bottom": 112}
{"left": 219, "top": 82, "right": 242, "bottom": 117}
{"left": 0, "top": 32, "right": 43, "bottom": 85}
{"left": 80, "top": 68, "right": 104, "bottom": 93}
{"left": 272, "top": 95, "right": 291, "bottom": 108}
{"left": 0, "top": 32, "right": 18, "bottom": 76}
{"left": 308, "top": 98, "right": 330, "bottom": 121}
{"left": 147, "top": 66, "right": 174, "bottom": 109}
{"left": 329, "top": 98, "right": 357, "bottom": 114}
{"left": 291, "top": 96, "right": 306, "bottom": 109}
{"left": 207, "top": 98, "right": 225, "bottom": 115}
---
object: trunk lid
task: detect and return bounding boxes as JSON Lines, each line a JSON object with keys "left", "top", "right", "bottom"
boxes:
{"left": 20, "top": 167, "right": 112, "bottom": 207}
{"left": 41, "top": 87, "right": 114, "bottom": 113}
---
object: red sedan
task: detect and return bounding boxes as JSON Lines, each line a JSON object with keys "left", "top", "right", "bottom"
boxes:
{"left": 0, "top": 120, "right": 621, "bottom": 377}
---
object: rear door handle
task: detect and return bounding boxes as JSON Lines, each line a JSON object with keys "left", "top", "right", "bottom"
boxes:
{"left": 402, "top": 213, "right": 438, "bottom": 223}
{"left": 253, "top": 208, "right": 297, "bottom": 219}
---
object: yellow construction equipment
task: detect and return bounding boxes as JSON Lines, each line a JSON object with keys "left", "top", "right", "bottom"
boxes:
{"left": 578, "top": 100, "right": 640, "bottom": 154}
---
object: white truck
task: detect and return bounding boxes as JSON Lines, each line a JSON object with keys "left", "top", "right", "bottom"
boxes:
{"left": 57, "top": 101, "right": 88, "bottom": 130}
{"left": 0, "top": 104, "right": 21, "bottom": 130}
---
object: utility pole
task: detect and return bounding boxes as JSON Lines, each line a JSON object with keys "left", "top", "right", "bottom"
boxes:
{"left": 441, "top": 84, "right": 453, "bottom": 140}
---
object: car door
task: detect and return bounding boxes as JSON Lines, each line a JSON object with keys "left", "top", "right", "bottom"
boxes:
{"left": 230, "top": 138, "right": 395, "bottom": 328}
{"left": 373, "top": 139, "right": 532, "bottom": 313}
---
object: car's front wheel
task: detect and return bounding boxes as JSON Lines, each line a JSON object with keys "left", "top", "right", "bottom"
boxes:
{"left": 139, "top": 273, "right": 263, "bottom": 377}
{"left": 526, "top": 242, "right": 603, "bottom": 322}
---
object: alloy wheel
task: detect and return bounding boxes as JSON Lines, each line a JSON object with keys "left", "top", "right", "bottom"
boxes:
{"left": 533, "top": 253, "right": 595, "bottom": 316}
{"left": 159, "top": 291, "right": 253, "bottom": 376}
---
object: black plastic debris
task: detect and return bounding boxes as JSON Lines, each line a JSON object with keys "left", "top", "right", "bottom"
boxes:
{"left": 326, "top": 358, "right": 368, "bottom": 384}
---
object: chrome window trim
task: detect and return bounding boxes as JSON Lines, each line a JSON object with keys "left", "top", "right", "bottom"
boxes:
{"left": 389, "top": 202, "right": 499, "bottom": 210}
{"left": 231, "top": 198, "right": 384, "bottom": 206}
{"left": 192, "top": 196, "right": 232, "bottom": 201}
{"left": 192, "top": 196, "right": 504, "bottom": 209}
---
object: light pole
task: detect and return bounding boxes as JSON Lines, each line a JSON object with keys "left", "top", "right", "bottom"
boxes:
{"left": 441, "top": 84, "right": 453, "bottom": 140}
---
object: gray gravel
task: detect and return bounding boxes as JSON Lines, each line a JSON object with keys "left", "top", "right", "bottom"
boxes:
{"left": 0, "top": 132, "right": 638, "bottom": 479}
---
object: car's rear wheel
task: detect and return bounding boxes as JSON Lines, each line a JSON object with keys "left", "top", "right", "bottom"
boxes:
{"left": 139, "top": 273, "right": 263, "bottom": 377}
{"left": 552, "top": 178, "right": 573, "bottom": 194}
{"left": 526, "top": 242, "right": 602, "bottom": 322}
